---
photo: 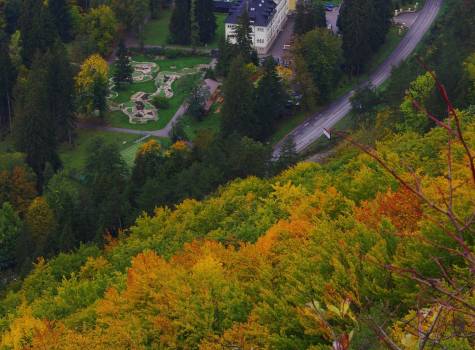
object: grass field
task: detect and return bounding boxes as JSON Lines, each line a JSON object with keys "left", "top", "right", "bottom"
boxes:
{"left": 143, "top": 10, "right": 173, "bottom": 46}
{"left": 181, "top": 109, "right": 221, "bottom": 140}
{"left": 60, "top": 130, "right": 142, "bottom": 170}
{"left": 143, "top": 11, "right": 227, "bottom": 49}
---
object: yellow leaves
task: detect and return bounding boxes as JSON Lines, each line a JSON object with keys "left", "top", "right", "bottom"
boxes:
{"left": 199, "top": 314, "right": 271, "bottom": 350}
{"left": 276, "top": 65, "right": 293, "bottom": 82}
{"left": 171, "top": 140, "right": 188, "bottom": 152}
{"left": 25, "top": 197, "right": 57, "bottom": 250}
{"left": 75, "top": 54, "right": 109, "bottom": 93}
{"left": 1, "top": 305, "right": 47, "bottom": 350}
{"left": 137, "top": 139, "right": 161, "bottom": 156}
{"left": 79, "top": 256, "right": 111, "bottom": 280}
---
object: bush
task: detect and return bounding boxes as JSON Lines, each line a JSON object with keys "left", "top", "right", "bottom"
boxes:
{"left": 151, "top": 95, "right": 170, "bottom": 109}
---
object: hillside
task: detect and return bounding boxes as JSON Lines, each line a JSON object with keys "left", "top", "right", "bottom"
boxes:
{"left": 0, "top": 102, "right": 474, "bottom": 348}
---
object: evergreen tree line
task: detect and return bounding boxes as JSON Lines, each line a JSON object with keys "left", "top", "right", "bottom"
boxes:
{"left": 168, "top": 0, "right": 217, "bottom": 45}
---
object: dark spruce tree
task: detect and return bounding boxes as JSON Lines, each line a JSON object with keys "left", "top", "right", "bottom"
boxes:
{"left": 369, "top": 0, "right": 392, "bottom": 51}
{"left": 14, "top": 54, "right": 61, "bottom": 189}
{"left": 0, "top": 31, "right": 16, "bottom": 131}
{"left": 48, "top": 0, "right": 72, "bottom": 42}
{"left": 221, "top": 56, "right": 257, "bottom": 138}
{"left": 195, "top": 0, "right": 216, "bottom": 43}
{"left": 44, "top": 42, "right": 76, "bottom": 144}
{"left": 254, "top": 57, "right": 287, "bottom": 140}
{"left": 216, "top": 37, "right": 238, "bottom": 76}
{"left": 19, "top": 0, "right": 58, "bottom": 66}
{"left": 337, "top": 0, "right": 374, "bottom": 75}
{"left": 169, "top": 0, "right": 191, "bottom": 44}
{"left": 294, "top": 0, "right": 326, "bottom": 36}
{"left": 235, "top": 8, "right": 258, "bottom": 64}
{"left": 114, "top": 40, "right": 133, "bottom": 87}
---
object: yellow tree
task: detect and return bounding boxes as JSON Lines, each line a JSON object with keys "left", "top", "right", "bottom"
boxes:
{"left": 25, "top": 197, "right": 57, "bottom": 257}
{"left": 75, "top": 54, "right": 109, "bottom": 118}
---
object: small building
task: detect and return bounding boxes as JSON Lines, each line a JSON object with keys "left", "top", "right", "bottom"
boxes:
{"left": 225, "top": 0, "right": 289, "bottom": 54}
{"left": 203, "top": 79, "right": 221, "bottom": 114}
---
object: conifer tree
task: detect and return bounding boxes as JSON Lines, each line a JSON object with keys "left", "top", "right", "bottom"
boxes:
{"left": 44, "top": 42, "right": 76, "bottom": 144}
{"left": 221, "top": 56, "right": 256, "bottom": 138}
{"left": 235, "top": 8, "right": 258, "bottom": 64}
{"left": 195, "top": 0, "right": 216, "bottom": 44}
{"left": 114, "top": 40, "right": 133, "bottom": 87}
{"left": 369, "top": 0, "right": 392, "bottom": 51}
{"left": 0, "top": 31, "right": 16, "bottom": 131}
{"left": 294, "top": 0, "right": 326, "bottom": 36}
{"left": 48, "top": 0, "right": 72, "bottom": 42}
{"left": 14, "top": 54, "right": 61, "bottom": 189}
{"left": 338, "top": 0, "right": 374, "bottom": 75}
{"left": 19, "top": 0, "right": 58, "bottom": 66}
{"left": 254, "top": 57, "right": 287, "bottom": 140}
{"left": 216, "top": 37, "right": 238, "bottom": 76}
{"left": 169, "top": 0, "right": 191, "bottom": 44}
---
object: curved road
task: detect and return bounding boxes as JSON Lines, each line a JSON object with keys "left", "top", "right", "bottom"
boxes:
{"left": 274, "top": 0, "right": 443, "bottom": 156}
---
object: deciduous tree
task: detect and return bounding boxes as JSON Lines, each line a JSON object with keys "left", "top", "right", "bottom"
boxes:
{"left": 75, "top": 54, "right": 109, "bottom": 118}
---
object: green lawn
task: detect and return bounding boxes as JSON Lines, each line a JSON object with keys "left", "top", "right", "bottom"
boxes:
{"left": 59, "top": 130, "right": 142, "bottom": 170}
{"left": 182, "top": 108, "right": 221, "bottom": 140}
{"left": 143, "top": 10, "right": 226, "bottom": 49}
{"left": 143, "top": 10, "right": 173, "bottom": 46}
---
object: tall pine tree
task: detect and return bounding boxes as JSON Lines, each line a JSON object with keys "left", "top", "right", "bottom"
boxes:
{"left": 338, "top": 0, "right": 374, "bottom": 75}
{"left": 14, "top": 54, "right": 61, "bottom": 189}
{"left": 0, "top": 30, "right": 16, "bottom": 131}
{"left": 48, "top": 0, "right": 72, "bottom": 42}
{"left": 114, "top": 40, "right": 133, "bottom": 86}
{"left": 235, "top": 8, "right": 258, "bottom": 64}
{"left": 195, "top": 0, "right": 216, "bottom": 44}
{"left": 44, "top": 42, "right": 76, "bottom": 144}
{"left": 221, "top": 56, "right": 257, "bottom": 138}
{"left": 19, "top": 0, "right": 58, "bottom": 66}
{"left": 294, "top": 0, "right": 326, "bottom": 36}
{"left": 169, "top": 0, "right": 191, "bottom": 44}
{"left": 254, "top": 57, "right": 287, "bottom": 140}
{"left": 369, "top": 0, "right": 392, "bottom": 51}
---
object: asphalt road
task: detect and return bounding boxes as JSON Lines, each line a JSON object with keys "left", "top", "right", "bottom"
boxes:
{"left": 273, "top": 0, "right": 443, "bottom": 156}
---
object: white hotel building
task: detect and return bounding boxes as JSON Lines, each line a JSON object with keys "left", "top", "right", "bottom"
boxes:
{"left": 224, "top": 0, "right": 289, "bottom": 54}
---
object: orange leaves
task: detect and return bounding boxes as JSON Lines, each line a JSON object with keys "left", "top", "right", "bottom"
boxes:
{"left": 355, "top": 187, "right": 422, "bottom": 234}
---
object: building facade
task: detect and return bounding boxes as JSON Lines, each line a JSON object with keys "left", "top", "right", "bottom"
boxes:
{"left": 225, "top": 0, "right": 289, "bottom": 54}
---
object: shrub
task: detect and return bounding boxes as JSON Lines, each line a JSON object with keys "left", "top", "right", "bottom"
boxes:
{"left": 151, "top": 95, "right": 170, "bottom": 109}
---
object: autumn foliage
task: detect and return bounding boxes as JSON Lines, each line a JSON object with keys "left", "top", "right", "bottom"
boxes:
{"left": 1, "top": 104, "right": 474, "bottom": 349}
